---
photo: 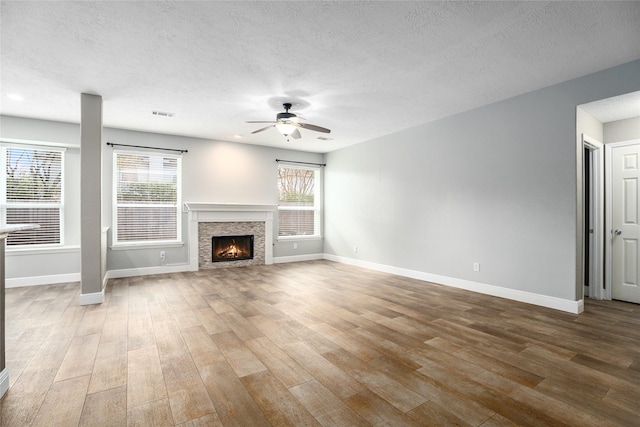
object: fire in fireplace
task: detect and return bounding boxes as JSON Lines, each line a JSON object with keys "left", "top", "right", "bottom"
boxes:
{"left": 212, "top": 235, "right": 254, "bottom": 262}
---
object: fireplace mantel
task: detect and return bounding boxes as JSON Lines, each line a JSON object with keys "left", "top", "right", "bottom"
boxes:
{"left": 185, "top": 203, "right": 276, "bottom": 270}
{"left": 184, "top": 202, "right": 276, "bottom": 213}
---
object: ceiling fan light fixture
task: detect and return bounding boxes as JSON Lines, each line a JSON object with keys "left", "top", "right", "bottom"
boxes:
{"left": 247, "top": 102, "right": 330, "bottom": 138}
{"left": 276, "top": 122, "right": 297, "bottom": 135}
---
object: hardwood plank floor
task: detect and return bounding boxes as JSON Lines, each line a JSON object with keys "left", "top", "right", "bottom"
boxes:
{"left": 2, "top": 260, "right": 640, "bottom": 426}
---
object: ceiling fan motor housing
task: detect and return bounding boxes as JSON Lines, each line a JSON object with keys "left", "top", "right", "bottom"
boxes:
{"left": 277, "top": 111, "right": 296, "bottom": 121}
{"left": 277, "top": 104, "right": 296, "bottom": 121}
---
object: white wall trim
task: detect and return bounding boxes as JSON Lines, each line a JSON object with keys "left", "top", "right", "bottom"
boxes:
{"left": 5, "top": 272, "right": 81, "bottom": 288}
{"left": 273, "top": 253, "right": 324, "bottom": 264}
{"left": 79, "top": 288, "right": 105, "bottom": 305}
{"left": 3, "top": 254, "right": 582, "bottom": 313}
{"left": 106, "top": 263, "right": 190, "bottom": 279}
{"left": 184, "top": 203, "right": 276, "bottom": 271}
{"left": 581, "top": 134, "right": 605, "bottom": 300}
{"left": 0, "top": 368, "right": 9, "bottom": 398}
{"left": 324, "top": 254, "right": 583, "bottom": 314}
{"left": 5, "top": 245, "right": 80, "bottom": 256}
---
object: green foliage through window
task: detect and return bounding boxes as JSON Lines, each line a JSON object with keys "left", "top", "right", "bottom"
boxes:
{"left": 113, "top": 151, "right": 181, "bottom": 244}
{"left": 2, "top": 146, "right": 63, "bottom": 246}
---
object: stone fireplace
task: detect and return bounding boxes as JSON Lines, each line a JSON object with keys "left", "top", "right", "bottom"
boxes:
{"left": 185, "top": 203, "right": 275, "bottom": 270}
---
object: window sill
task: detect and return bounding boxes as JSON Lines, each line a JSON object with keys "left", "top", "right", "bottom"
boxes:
{"left": 6, "top": 245, "right": 80, "bottom": 256}
{"left": 110, "top": 241, "right": 184, "bottom": 251}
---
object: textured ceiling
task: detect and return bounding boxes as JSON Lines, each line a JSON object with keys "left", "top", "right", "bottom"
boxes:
{"left": 1, "top": 1, "right": 639, "bottom": 153}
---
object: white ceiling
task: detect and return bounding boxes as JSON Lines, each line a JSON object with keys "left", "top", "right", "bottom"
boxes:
{"left": 1, "top": 1, "right": 639, "bottom": 153}
{"left": 579, "top": 91, "right": 640, "bottom": 124}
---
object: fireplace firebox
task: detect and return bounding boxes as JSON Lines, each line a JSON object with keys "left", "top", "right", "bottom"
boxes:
{"left": 212, "top": 235, "right": 254, "bottom": 262}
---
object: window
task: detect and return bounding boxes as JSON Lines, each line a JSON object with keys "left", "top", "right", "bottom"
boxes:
{"left": 113, "top": 150, "right": 182, "bottom": 245}
{"left": 1, "top": 145, "right": 64, "bottom": 247}
{"left": 277, "top": 164, "right": 321, "bottom": 238}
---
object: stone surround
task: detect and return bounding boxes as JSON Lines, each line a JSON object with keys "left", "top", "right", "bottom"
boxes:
{"left": 185, "top": 203, "right": 275, "bottom": 271}
{"left": 199, "top": 221, "right": 265, "bottom": 269}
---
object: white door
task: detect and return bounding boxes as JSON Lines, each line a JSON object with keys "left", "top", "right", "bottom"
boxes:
{"left": 611, "top": 143, "right": 640, "bottom": 303}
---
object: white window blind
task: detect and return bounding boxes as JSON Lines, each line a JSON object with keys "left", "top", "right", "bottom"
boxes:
{"left": 113, "top": 150, "right": 182, "bottom": 245}
{"left": 277, "top": 165, "right": 321, "bottom": 238}
{"left": 1, "top": 146, "right": 64, "bottom": 246}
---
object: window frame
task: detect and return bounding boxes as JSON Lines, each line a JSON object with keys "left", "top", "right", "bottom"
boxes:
{"left": 0, "top": 143, "right": 65, "bottom": 249}
{"left": 277, "top": 163, "right": 323, "bottom": 241}
{"left": 112, "top": 149, "right": 183, "bottom": 248}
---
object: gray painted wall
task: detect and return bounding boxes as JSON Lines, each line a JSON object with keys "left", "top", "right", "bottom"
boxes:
{"left": 0, "top": 117, "right": 81, "bottom": 281}
{"left": 604, "top": 116, "right": 640, "bottom": 143}
{"left": 325, "top": 60, "right": 640, "bottom": 302}
{"left": 1, "top": 116, "right": 324, "bottom": 279}
{"left": 2, "top": 60, "right": 638, "bottom": 301}
{"left": 102, "top": 128, "right": 325, "bottom": 270}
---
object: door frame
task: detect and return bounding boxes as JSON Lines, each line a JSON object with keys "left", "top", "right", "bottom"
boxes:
{"left": 582, "top": 134, "right": 605, "bottom": 299}
{"left": 605, "top": 139, "right": 640, "bottom": 301}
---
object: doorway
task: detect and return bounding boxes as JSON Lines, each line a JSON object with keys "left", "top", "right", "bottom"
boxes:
{"left": 582, "top": 134, "right": 604, "bottom": 299}
{"left": 577, "top": 91, "right": 640, "bottom": 305}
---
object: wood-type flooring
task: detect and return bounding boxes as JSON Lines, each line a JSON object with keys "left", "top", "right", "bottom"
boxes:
{"left": 1, "top": 260, "right": 639, "bottom": 426}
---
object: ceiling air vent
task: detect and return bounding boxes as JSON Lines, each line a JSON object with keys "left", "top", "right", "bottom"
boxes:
{"left": 152, "top": 111, "right": 175, "bottom": 118}
{"left": 317, "top": 136, "right": 333, "bottom": 141}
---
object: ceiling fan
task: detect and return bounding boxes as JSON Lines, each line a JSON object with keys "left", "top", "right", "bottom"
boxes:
{"left": 247, "top": 103, "right": 331, "bottom": 140}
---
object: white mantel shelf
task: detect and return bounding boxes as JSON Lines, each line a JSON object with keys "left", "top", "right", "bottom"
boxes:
{"left": 185, "top": 202, "right": 275, "bottom": 271}
{"left": 184, "top": 202, "right": 276, "bottom": 212}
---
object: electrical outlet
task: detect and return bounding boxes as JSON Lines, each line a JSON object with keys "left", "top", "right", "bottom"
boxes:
{"left": 473, "top": 262, "right": 480, "bottom": 272}
{"left": 293, "top": 243, "right": 298, "bottom": 250}
{"left": 160, "top": 251, "right": 166, "bottom": 261}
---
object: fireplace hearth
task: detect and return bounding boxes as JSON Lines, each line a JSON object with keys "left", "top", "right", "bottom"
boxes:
{"left": 212, "top": 235, "right": 254, "bottom": 262}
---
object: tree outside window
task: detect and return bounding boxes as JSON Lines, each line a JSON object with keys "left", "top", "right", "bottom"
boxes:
{"left": 277, "top": 166, "right": 321, "bottom": 238}
{"left": 2, "top": 147, "right": 63, "bottom": 246}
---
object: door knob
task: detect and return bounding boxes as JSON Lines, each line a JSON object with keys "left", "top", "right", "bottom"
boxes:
{"left": 614, "top": 229, "right": 622, "bottom": 235}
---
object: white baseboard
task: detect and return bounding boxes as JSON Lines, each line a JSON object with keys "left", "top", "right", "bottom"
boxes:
{"left": 106, "top": 263, "right": 190, "bottom": 279}
{"left": 2, "top": 255, "right": 582, "bottom": 313}
{"left": 0, "top": 368, "right": 9, "bottom": 398}
{"left": 5, "top": 273, "right": 81, "bottom": 288}
{"left": 323, "top": 254, "right": 583, "bottom": 314}
{"left": 79, "top": 287, "right": 105, "bottom": 305}
{"left": 273, "top": 253, "right": 324, "bottom": 264}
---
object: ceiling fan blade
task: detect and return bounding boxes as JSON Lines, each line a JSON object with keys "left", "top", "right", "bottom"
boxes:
{"left": 246, "top": 120, "right": 276, "bottom": 124}
{"left": 298, "top": 122, "right": 331, "bottom": 133}
{"left": 290, "top": 128, "right": 302, "bottom": 139}
{"left": 251, "top": 125, "right": 275, "bottom": 134}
